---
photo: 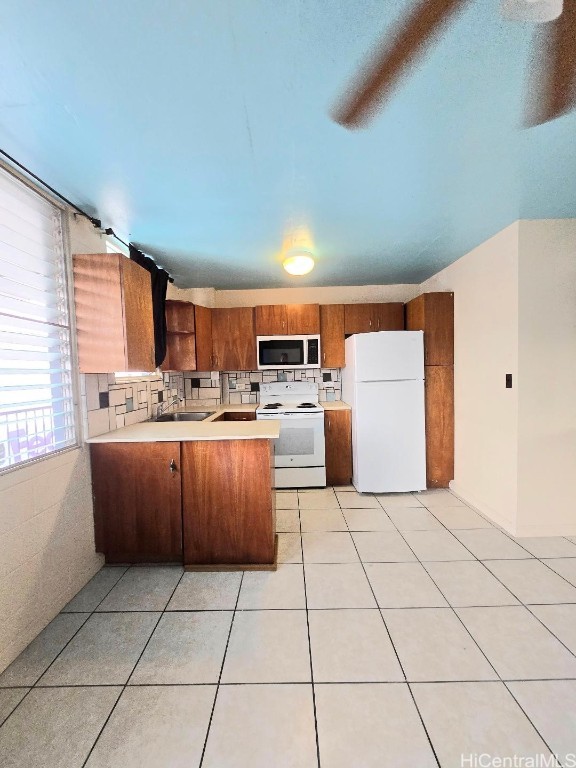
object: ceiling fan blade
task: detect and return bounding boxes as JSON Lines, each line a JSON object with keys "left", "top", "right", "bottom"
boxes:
{"left": 331, "top": 0, "right": 470, "bottom": 129}
{"left": 525, "top": 2, "right": 576, "bottom": 126}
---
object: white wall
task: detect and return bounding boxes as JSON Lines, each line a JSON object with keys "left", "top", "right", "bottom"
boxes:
{"left": 169, "top": 283, "right": 419, "bottom": 308}
{"left": 0, "top": 213, "right": 104, "bottom": 673}
{"left": 167, "top": 285, "right": 216, "bottom": 307}
{"left": 419, "top": 223, "right": 520, "bottom": 532}
{"left": 516, "top": 220, "right": 576, "bottom": 536}
{"left": 421, "top": 219, "right": 576, "bottom": 537}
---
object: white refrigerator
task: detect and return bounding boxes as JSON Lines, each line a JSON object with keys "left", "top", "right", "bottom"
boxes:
{"left": 342, "top": 331, "right": 426, "bottom": 493}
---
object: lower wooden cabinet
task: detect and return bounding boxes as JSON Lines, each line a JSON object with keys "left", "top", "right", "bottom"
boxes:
{"left": 91, "top": 442, "right": 183, "bottom": 563}
{"left": 424, "top": 366, "right": 454, "bottom": 487}
{"left": 90, "top": 438, "right": 276, "bottom": 568}
{"left": 324, "top": 409, "right": 352, "bottom": 486}
{"left": 181, "top": 439, "right": 276, "bottom": 566}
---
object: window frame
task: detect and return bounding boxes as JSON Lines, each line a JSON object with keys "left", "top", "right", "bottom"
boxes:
{"left": 0, "top": 160, "right": 81, "bottom": 474}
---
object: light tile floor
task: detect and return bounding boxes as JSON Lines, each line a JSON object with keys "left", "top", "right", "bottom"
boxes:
{"left": 1, "top": 487, "right": 576, "bottom": 767}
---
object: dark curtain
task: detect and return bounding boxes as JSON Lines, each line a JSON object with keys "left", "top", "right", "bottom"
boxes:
{"left": 129, "top": 244, "right": 171, "bottom": 368}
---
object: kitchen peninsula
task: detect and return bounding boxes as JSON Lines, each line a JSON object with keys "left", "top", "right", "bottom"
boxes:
{"left": 87, "top": 405, "right": 279, "bottom": 571}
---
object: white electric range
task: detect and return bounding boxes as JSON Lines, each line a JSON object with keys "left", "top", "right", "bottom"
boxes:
{"left": 256, "top": 382, "right": 326, "bottom": 488}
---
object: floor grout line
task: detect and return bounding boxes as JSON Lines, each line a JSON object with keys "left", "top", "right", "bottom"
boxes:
{"left": 197, "top": 571, "right": 245, "bottom": 768}
{"left": 80, "top": 565, "right": 187, "bottom": 767}
{"left": 298, "top": 491, "right": 323, "bottom": 768}
{"left": 335, "top": 493, "right": 442, "bottom": 768}
{"left": 2, "top": 488, "right": 576, "bottom": 765}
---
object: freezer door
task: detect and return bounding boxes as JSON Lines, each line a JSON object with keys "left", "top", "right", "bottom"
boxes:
{"left": 352, "top": 379, "right": 426, "bottom": 493}
{"left": 349, "top": 331, "right": 424, "bottom": 382}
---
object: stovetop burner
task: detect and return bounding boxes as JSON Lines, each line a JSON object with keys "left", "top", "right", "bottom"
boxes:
{"left": 297, "top": 402, "right": 316, "bottom": 409}
{"left": 263, "top": 403, "right": 283, "bottom": 409}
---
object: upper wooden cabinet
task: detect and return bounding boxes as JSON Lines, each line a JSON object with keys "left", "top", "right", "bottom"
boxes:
{"left": 162, "top": 300, "right": 197, "bottom": 371}
{"left": 344, "top": 303, "right": 404, "bottom": 335}
{"left": 212, "top": 307, "right": 256, "bottom": 371}
{"left": 73, "top": 253, "right": 155, "bottom": 373}
{"left": 165, "top": 300, "right": 195, "bottom": 333}
{"left": 320, "top": 304, "right": 345, "bottom": 368}
{"left": 194, "top": 305, "right": 213, "bottom": 371}
{"left": 255, "top": 304, "right": 320, "bottom": 335}
{"left": 405, "top": 292, "right": 454, "bottom": 365}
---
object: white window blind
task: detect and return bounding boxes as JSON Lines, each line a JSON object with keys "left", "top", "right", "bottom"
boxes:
{"left": 0, "top": 166, "right": 77, "bottom": 470}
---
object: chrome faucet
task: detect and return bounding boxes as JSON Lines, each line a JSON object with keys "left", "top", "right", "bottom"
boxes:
{"left": 156, "top": 395, "right": 183, "bottom": 418}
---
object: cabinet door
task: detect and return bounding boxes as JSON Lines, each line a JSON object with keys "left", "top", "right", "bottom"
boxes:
{"left": 324, "top": 410, "right": 352, "bottom": 486}
{"left": 372, "top": 303, "right": 405, "bottom": 331}
{"left": 286, "top": 304, "right": 320, "bottom": 334}
{"left": 405, "top": 293, "right": 454, "bottom": 365}
{"left": 163, "top": 333, "right": 197, "bottom": 371}
{"left": 212, "top": 307, "right": 256, "bottom": 371}
{"left": 182, "top": 439, "right": 275, "bottom": 565}
{"left": 424, "top": 366, "right": 454, "bottom": 487}
{"left": 194, "top": 305, "right": 213, "bottom": 371}
{"left": 320, "top": 305, "right": 345, "bottom": 368}
{"left": 344, "top": 304, "right": 374, "bottom": 334}
{"left": 74, "top": 253, "right": 154, "bottom": 373}
{"left": 121, "top": 258, "right": 156, "bottom": 371}
{"left": 91, "top": 442, "right": 182, "bottom": 563}
{"left": 255, "top": 305, "right": 287, "bottom": 335}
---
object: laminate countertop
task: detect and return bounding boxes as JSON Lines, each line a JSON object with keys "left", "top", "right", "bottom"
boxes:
{"left": 86, "top": 404, "right": 279, "bottom": 443}
{"left": 321, "top": 401, "right": 352, "bottom": 411}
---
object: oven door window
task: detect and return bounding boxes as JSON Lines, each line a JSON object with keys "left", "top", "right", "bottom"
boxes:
{"left": 259, "top": 339, "right": 304, "bottom": 367}
{"left": 273, "top": 417, "right": 325, "bottom": 468}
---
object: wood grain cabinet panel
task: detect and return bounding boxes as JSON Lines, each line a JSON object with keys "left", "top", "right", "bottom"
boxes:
{"left": 162, "top": 334, "right": 197, "bottom": 371}
{"left": 90, "top": 442, "right": 182, "bottom": 563}
{"left": 324, "top": 409, "right": 352, "bottom": 486}
{"left": 73, "top": 253, "right": 155, "bottom": 373}
{"left": 212, "top": 307, "right": 256, "bottom": 371}
{"left": 182, "top": 439, "right": 276, "bottom": 566}
{"left": 162, "top": 300, "right": 197, "bottom": 371}
{"left": 424, "top": 366, "right": 454, "bottom": 488}
{"left": 320, "top": 305, "right": 345, "bottom": 368}
{"left": 405, "top": 292, "right": 454, "bottom": 365}
{"left": 344, "top": 304, "right": 373, "bottom": 334}
{"left": 372, "top": 303, "right": 405, "bottom": 331}
{"left": 344, "top": 303, "right": 404, "bottom": 334}
{"left": 194, "top": 305, "right": 213, "bottom": 371}
{"left": 255, "top": 305, "right": 288, "bottom": 335}
{"left": 255, "top": 304, "right": 320, "bottom": 335}
{"left": 165, "top": 300, "right": 195, "bottom": 333}
{"left": 286, "top": 304, "right": 320, "bottom": 334}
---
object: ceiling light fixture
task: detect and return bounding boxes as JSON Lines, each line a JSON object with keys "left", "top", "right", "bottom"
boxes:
{"left": 282, "top": 249, "right": 315, "bottom": 276}
{"left": 500, "top": 0, "right": 563, "bottom": 23}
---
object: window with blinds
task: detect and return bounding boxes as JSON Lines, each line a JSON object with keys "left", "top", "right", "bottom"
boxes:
{"left": 0, "top": 166, "right": 77, "bottom": 470}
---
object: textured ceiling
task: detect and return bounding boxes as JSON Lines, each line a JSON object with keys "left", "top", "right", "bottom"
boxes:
{"left": 1, "top": 0, "right": 575, "bottom": 288}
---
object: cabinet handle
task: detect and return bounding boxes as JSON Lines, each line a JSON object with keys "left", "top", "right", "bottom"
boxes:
{"left": 369, "top": 319, "right": 372, "bottom": 328}
{"left": 169, "top": 459, "right": 177, "bottom": 473}
{"left": 323, "top": 351, "right": 326, "bottom": 364}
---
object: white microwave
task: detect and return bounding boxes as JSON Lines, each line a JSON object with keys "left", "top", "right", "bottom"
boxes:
{"left": 257, "top": 335, "right": 321, "bottom": 370}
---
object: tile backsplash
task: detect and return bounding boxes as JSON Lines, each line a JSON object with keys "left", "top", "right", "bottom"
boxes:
{"left": 222, "top": 369, "right": 341, "bottom": 405}
{"left": 81, "top": 373, "right": 184, "bottom": 438}
{"left": 81, "top": 368, "right": 341, "bottom": 438}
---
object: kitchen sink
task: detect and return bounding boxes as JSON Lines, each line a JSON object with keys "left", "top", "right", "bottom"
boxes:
{"left": 155, "top": 411, "right": 215, "bottom": 422}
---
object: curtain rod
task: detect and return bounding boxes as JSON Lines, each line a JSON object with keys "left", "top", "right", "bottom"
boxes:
{"left": 0, "top": 147, "right": 171, "bottom": 278}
